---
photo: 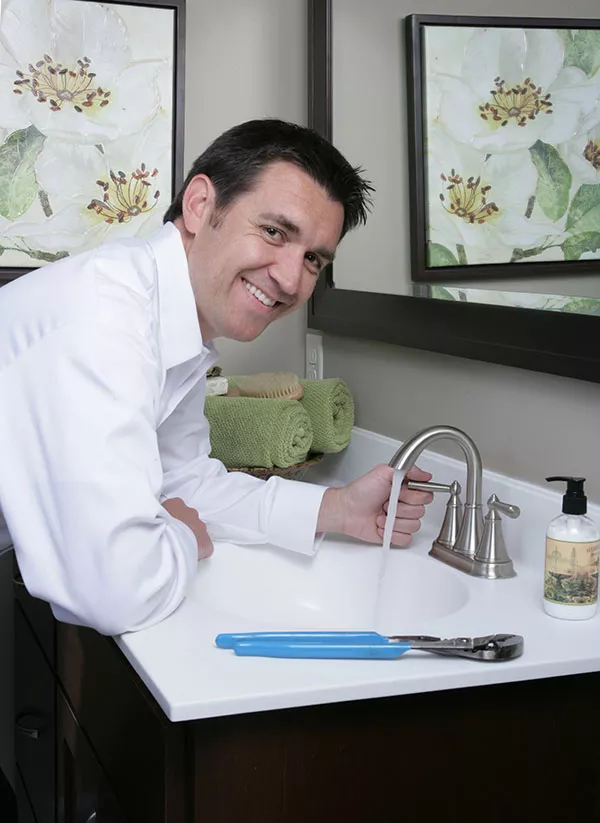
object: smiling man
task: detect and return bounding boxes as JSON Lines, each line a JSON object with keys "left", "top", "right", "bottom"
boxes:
{"left": 0, "top": 119, "right": 432, "bottom": 636}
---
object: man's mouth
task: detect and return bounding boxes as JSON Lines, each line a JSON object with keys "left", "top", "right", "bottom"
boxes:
{"left": 242, "top": 278, "right": 278, "bottom": 308}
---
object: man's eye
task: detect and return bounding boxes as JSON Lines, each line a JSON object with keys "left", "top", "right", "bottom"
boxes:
{"left": 263, "top": 226, "right": 283, "bottom": 241}
{"left": 305, "top": 252, "right": 322, "bottom": 271}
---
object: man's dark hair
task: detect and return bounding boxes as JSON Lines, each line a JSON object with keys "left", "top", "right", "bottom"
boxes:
{"left": 163, "top": 119, "right": 373, "bottom": 237}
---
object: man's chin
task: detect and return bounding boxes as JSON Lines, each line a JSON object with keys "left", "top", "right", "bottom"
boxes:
{"left": 226, "top": 323, "right": 269, "bottom": 343}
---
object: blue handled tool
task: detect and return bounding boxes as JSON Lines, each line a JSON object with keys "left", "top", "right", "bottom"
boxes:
{"left": 214, "top": 632, "right": 524, "bottom": 661}
{"left": 231, "top": 641, "right": 412, "bottom": 659}
{"left": 216, "top": 631, "right": 396, "bottom": 648}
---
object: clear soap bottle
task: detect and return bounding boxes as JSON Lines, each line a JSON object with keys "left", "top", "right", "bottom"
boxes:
{"left": 543, "top": 476, "right": 600, "bottom": 620}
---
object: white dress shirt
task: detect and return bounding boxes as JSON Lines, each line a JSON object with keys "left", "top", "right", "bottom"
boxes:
{"left": 0, "top": 223, "right": 327, "bottom": 635}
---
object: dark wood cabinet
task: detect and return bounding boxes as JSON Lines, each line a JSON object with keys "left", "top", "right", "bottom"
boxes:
{"left": 15, "top": 768, "right": 37, "bottom": 823}
{"left": 14, "top": 604, "right": 55, "bottom": 823}
{"left": 15, "top": 568, "right": 600, "bottom": 823}
{"left": 57, "top": 691, "right": 126, "bottom": 823}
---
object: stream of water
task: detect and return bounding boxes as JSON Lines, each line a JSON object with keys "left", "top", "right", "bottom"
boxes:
{"left": 374, "top": 469, "right": 405, "bottom": 622}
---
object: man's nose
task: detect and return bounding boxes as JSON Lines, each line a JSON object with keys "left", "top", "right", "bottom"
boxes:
{"left": 270, "top": 248, "right": 304, "bottom": 297}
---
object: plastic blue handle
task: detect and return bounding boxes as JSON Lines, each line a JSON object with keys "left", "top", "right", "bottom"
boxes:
{"left": 215, "top": 631, "right": 389, "bottom": 649}
{"left": 230, "top": 642, "right": 413, "bottom": 659}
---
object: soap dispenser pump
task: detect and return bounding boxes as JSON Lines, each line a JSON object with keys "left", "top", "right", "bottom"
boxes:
{"left": 543, "top": 476, "right": 599, "bottom": 620}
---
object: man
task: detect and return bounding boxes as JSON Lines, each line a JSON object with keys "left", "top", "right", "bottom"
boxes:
{"left": 0, "top": 119, "right": 432, "bottom": 636}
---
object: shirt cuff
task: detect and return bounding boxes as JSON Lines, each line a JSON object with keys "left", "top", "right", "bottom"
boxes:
{"left": 266, "top": 478, "right": 328, "bottom": 556}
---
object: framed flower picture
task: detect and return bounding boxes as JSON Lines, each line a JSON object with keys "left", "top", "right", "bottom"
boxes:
{"left": 0, "top": 0, "right": 185, "bottom": 282}
{"left": 406, "top": 15, "right": 600, "bottom": 282}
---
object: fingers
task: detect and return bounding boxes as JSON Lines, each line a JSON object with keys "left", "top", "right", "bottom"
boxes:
{"left": 376, "top": 513, "right": 422, "bottom": 534}
{"left": 375, "top": 513, "right": 422, "bottom": 548}
{"left": 375, "top": 525, "right": 416, "bottom": 548}
{"left": 383, "top": 500, "right": 426, "bottom": 518}
{"left": 399, "top": 465, "right": 434, "bottom": 505}
{"left": 194, "top": 519, "right": 215, "bottom": 560}
{"left": 405, "top": 465, "right": 432, "bottom": 482}
{"left": 197, "top": 538, "right": 214, "bottom": 560}
{"left": 163, "top": 497, "right": 214, "bottom": 560}
{"left": 400, "top": 487, "right": 433, "bottom": 506}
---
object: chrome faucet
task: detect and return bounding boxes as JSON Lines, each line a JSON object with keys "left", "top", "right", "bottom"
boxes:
{"left": 389, "top": 425, "right": 517, "bottom": 578}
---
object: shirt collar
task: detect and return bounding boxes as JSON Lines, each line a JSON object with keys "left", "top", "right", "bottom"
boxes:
{"left": 147, "top": 221, "right": 217, "bottom": 370}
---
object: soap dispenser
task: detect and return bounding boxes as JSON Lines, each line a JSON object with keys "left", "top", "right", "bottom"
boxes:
{"left": 543, "top": 476, "right": 600, "bottom": 620}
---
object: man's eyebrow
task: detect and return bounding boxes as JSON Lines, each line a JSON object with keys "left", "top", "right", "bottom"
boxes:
{"left": 258, "top": 212, "right": 336, "bottom": 264}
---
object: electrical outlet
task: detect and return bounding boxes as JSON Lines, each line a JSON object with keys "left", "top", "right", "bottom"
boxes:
{"left": 305, "top": 332, "right": 323, "bottom": 380}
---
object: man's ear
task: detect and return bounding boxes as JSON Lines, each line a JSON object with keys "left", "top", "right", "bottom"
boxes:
{"left": 181, "top": 174, "right": 215, "bottom": 235}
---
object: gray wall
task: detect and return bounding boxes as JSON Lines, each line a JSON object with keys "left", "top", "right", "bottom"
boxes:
{"left": 184, "top": 0, "right": 308, "bottom": 377}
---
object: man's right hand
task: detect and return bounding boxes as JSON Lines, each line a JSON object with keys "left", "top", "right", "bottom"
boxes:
{"left": 162, "top": 497, "right": 214, "bottom": 560}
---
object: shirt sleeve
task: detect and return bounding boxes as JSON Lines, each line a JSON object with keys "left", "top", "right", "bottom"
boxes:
{"left": 157, "top": 377, "right": 328, "bottom": 555}
{"left": 0, "top": 322, "right": 199, "bottom": 636}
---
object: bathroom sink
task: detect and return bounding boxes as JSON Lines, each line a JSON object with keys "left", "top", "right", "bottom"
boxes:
{"left": 194, "top": 533, "right": 469, "bottom": 631}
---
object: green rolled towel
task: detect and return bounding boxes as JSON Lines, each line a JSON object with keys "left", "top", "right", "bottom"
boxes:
{"left": 299, "top": 378, "right": 354, "bottom": 453}
{"left": 204, "top": 396, "right": 313, "bottom": 469}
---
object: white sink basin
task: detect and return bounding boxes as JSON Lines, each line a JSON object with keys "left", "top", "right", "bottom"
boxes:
{"left": 194, "top": 534, "right": 469, "bottom": 631}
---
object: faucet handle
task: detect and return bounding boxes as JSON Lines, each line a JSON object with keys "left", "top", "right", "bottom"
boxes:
{"left": 471, "top": 494, "right": 518, "bottom": 579}
{"left": 436, "top": 480, "right": 463, "bottom": 550}
{"left": 487, "top": 495, "right": 520, "bottom": 519}
{"left": 407, "top": 479, "right": 464, "bottom": 550}
{"left": 406, "top": 480, "right": 460, "bottom": 494}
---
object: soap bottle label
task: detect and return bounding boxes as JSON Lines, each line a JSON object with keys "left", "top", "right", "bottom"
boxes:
{"left": 544, "top": 538, "right": 600, "bottom": 606}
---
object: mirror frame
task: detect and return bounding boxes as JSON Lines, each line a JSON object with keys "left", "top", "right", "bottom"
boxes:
{"left": 307, "top": 0, "right": 600, "bottom": 384}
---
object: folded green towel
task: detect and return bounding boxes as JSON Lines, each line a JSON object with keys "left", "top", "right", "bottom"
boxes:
{"left": 204, "top": 396, "right": 313, "bottom": 469}
{"left": 299, "top": 378, "right": 354, "bottom": 454}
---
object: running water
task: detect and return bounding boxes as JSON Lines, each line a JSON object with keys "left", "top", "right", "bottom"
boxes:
{"left": 374, "top": 469, "right": 405, "bottom": 623}
{"left": 382, "top": 469, "right": 405, "bottom": 554}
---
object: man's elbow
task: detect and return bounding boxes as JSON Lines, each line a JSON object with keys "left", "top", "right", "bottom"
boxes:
{"left": 66, "top": 587, "right": 186, "bottom": 636}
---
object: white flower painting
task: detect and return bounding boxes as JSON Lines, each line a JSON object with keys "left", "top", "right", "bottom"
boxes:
{"left": 0, "top": 0, "right": 177, "bottom": 273}
{"left": 421, "top": 22, "right": 600, "bottom": 270}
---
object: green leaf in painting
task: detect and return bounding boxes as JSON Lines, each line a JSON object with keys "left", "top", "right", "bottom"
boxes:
{"left": 561, "top": 297, "right": 600, "bottom": 316}
{"left": 429, "top": 286, "right": 457, "bottom": 301}
{"left": 559, "top": 29, "right": 600, "bottom": 78}
{"left": 511, "top": 245, "right": 551, "bottom": 262}
{"left": 428, "top": 243, "right": 459, "bottom": 267}
{"left": 566, "top": 184, "right": 600, "bottom": 233}
{"left": 24, "top": 249, "right": 69, "bottom": 263}
{"left": 562, "top": 232, "right": 600, "bottom": 261}
{"left": 529, "top": 140, "right": 572, "bottom": 221}
{"left": 0, "top": 126, "right": 46, "bottom": 220}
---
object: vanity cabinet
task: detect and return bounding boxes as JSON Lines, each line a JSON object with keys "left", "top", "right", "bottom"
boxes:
{"left": 15, "top": 571, "right": 600, "bottom": 823}
{"left": 56, "top": 691, "right": 126, "bottom": 823}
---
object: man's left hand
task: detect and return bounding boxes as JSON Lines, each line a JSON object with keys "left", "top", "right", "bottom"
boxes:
{"left": 318, "top": 464, "right": 434, "bottom": 547}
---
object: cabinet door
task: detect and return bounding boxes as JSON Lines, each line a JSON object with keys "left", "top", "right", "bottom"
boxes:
{"left": 57, "top": 623, "right": 189, "bottom": 823}
{"left": 14, "top": 603, "right": 55, "bottom": 823}
{"left": 57, "top": 691, "right": 126, "bottom": 823}
{"left": 15, "top": 768, "right": 36, "bottom": 823}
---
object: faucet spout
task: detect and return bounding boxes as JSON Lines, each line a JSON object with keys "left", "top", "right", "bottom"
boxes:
{"left": 389, "top": 426, "right": 484, "bottom": 561}
{"left": 389, "top": 425, "right": 482, "bottom": 505}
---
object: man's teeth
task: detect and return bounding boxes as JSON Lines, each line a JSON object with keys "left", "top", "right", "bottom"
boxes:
{"left": 243, "top": 279, "right": 276, "bottom": 307}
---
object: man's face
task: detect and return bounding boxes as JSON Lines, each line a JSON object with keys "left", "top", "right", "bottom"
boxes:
{"left": 180, "top": 161, "right": 344, "bottom": 342}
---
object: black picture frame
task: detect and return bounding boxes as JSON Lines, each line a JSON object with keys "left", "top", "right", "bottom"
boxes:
{"left": 307, "top": 0, "right": 600, "bottom": 384}
{"left": 407, "top": 14, "right": 600, "bottom": 283}
{"left": 0, "top": 0, "right": 185, "bottom": 284}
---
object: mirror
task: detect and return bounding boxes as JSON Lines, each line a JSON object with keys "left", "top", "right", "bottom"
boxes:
{"left": 307, "top": 0, "right": 600, "bottom": 382}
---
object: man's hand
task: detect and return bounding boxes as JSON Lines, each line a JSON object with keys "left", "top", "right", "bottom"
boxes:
{"left": 317, "top": 465, "right": 434, "bottom": 547}
{"left": 162, "top": 497, "right": 214, "bottom": 559}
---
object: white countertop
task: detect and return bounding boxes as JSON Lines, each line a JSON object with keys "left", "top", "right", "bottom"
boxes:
{"left": 116, "top": 428, "right": 600, "bottom": 722}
